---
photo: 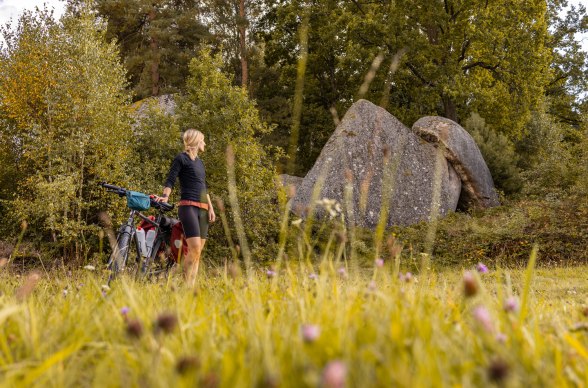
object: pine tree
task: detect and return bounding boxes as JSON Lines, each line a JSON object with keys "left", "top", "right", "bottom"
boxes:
{"left": 94, "top": 0, "right": 210, "bottom": 100}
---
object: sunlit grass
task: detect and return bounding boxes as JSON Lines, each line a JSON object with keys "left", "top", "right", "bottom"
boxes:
{"left": 1, "top": 258, "right": 587, "bottom": 387}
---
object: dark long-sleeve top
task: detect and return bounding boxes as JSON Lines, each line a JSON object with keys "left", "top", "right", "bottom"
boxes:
{"left": 164, "top": 152, "right": 208, "bottom": 202}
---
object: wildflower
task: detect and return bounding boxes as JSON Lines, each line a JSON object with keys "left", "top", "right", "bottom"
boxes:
{"left": 101, "top": 284, "right": 111, "bottom": 292}
{"left": 322, "top": 360, "right": 347, "bottom": 388}
{"left": 84, "top": 265, "right": 96, "bottom": 271}
{"left": 503, "top": 296, "right": 519, "bottom": 313}
{"left": 176, "top": 355, "right": 201, "bottom": 375}
{"left": 121, "top": 306, "right": 130, "bottom": 316}
{"left": 15, "top": 272, "right": 41, "bottom": 302}
{"left": 495, "top": 333, "right": 507, "bottom": 343}
{"left": 367, "top": 280, "right": 377, "bottom": 291}
{"left": 155, "top": 312, "right": 178, "bottom": 334}
{"left": 473, "top": 306, "right": 494, "bottom": 333}
{"left": 375, "top": 258, "right": 384, "bottom": 268}
{"left": 309, "top": 273, "right": 319, "bottom": 280}
{"left": 126, "top": 319, "right": 144, "bottom": 339}
{"left": 200, "top": 372, "right": 219, "bottom": 388}
{"left": 463, "top": 271, "right": 478, "bottom": 297}
{"left": 62, "top": 289, "right": 68, "bottom": 297}
{"left": 291, "top": 219, "right": 303, "bottom": 226}
{"left": 266, "top": 269, "right": 277, "bottom": 278}
{"left": 487, "top": 358, "right": 509, "bottom": 383}
{"left": 476, "top": 262, "right": 489, "bottom": 274}
{"left": 301, "top": 324, "right": 321, "bottom": 343}
{"left": 337, "top": 267, "right": 347, "bottom": 278}
{"left": 398, "top": 272, "right": 413, "bottom": 282}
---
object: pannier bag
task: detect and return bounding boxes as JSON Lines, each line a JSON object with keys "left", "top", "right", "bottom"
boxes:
{"left": 126, "top": 191, "right": 151, "bottom": 211}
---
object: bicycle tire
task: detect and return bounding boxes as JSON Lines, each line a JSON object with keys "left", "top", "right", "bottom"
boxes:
{"left": 107, "top": 224, "right": 134, "bottom": 284}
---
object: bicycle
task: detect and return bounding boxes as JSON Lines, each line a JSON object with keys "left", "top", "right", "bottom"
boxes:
{"left": 99, "top": 182, "right": 185, "bottom": 284}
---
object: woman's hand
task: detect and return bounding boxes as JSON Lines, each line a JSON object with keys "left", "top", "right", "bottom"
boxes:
{"left": 155, "top": 195, "right": 169, "bottom": 203}
{"left": 209, "top": 207, "right": 216, "bottom": 223}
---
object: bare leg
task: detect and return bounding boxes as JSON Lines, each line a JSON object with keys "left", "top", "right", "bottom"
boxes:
{"left": 184, "top": 237, "right": 202, "bottom": 286}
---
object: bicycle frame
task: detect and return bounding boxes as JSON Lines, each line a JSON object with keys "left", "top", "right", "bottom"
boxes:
{"left": 100, "top": 182, "right": 177, "bottom": 283}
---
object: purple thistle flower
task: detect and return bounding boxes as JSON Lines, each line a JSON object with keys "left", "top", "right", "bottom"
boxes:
{"left": 309, "top": 273, "right": 319, "bottom": 280}
{"left": 121, "top": 306, "right": 130, "bottom": 316}
{"left": 337, "top": 267, "right": 346, "bottom": 276}
{"left": 266, "top": 269, "right": 277, "bottom": 278}
{"left": 463, "top": 271, "right": 478, "bottom": 297}
{"left": 473, "top": 306, "right": 494, "bottom": 333}
{"left": 503, "top": 296, "right": 519, "bottom": 313}
{"left": 301, "top": 324, "right": 321, "bottom": 343}
{"left": 476, "top": 262, "right": 489, "bottom": 273}
{"left": 375, "top": 258, "right": 384, "bottom": 268}
{"left": 322, "top": 360, "right": 347, "bottom": 388}
{"left": 495, "top": 333, "right": 508, "bottom": 343}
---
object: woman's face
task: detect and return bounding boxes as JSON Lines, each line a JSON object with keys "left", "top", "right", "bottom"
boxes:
{"left": 199, "top": 138, "right": 206, "bottom": 153}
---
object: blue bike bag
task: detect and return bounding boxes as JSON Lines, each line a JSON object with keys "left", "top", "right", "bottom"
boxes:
{"left": 126, "top": 191, "right": 151, "bottom": 211}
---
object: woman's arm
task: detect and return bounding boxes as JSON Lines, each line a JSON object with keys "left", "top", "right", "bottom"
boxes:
{"left": 207, "top": 193, "right": 216, "bottom": 222}
{"left": 157, "top": 186, "right": 172, "bottom": 203}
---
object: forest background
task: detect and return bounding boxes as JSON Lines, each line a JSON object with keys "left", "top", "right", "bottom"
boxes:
{"left": 0, "top": 0, "right": 587, "bottom": 265}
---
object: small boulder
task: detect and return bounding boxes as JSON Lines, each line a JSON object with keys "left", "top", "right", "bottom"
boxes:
{"left": 412, "top": 116, "right": 499, "bottom": 208}
{"left": 291, "top": 99, "right": 461, "bottom": 228}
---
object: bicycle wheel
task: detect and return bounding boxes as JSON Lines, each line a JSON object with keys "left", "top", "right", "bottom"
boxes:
{"left": 107, "top": 224, "right": 139, "bottom": 284}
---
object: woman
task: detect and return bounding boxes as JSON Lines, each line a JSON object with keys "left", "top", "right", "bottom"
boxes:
{"left": 157, "top": 129, "right": 215, "bottom": 285}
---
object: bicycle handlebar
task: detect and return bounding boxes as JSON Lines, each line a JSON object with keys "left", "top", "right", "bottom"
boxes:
{"left": 98, "top": 182, "right": 174, "bottom": 212}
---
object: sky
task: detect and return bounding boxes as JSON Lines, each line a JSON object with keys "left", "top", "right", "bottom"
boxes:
{"left": 0, "top": 0, "right": 586, "bottom": 52}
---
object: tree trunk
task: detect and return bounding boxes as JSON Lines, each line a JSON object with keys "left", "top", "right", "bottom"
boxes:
{"left": 239, "top": 0, "right": 248, "bottom": 89}
{"left": 442, "top": 96, "right": 457, "bottom": 122}
{"left": 148, "top": 7, "right": 160, "bottom": 96}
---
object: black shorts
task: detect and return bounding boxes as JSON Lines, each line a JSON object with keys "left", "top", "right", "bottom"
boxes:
{"left": 178, "top": 205, "right": 209, "bottom": 239}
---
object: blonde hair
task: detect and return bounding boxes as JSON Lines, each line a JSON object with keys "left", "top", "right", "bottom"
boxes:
{"left": 183, "top": 129, "right": 204, "bottom": 159}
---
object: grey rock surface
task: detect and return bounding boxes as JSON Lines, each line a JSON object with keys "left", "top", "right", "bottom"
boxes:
{"left": 132, "top": 94, "right": 177, "bottom": 120}
{"left": 412, "top": 116, "right": 499, "bottom": 208}
{"left": 291, "top": 99, "right": 461, "bottom": 228}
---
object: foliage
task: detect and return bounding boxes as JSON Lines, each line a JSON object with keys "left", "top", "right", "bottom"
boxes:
{"left": 1, "top": 262, "right": 588, "bottom": 385}
{"left": 390, "top": 198, "right": 588, "bottom": 268}
{"left": 259, "top": 0, "right": 568, "bottom": 174}
{"left": 128, "top": 98, "right": 182, "bottom": 195}
{"left": 464, "top": 113, "right": 522, "bottom": 195}
{"left": 176, "top": 49, "right": 283, "bottom": 261}
{"left": 0, "top": 6, "right": 132, "bottom": 254}
{"left": 518, "top": 109, "right": 586, "bottom": 198}
{"left": 93, "top": 0, "right": 210, "bottom": 100}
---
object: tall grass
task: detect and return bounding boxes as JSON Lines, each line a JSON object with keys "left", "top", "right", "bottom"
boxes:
{"left": 1, "top": 258, "right": 588, "bottom": 386}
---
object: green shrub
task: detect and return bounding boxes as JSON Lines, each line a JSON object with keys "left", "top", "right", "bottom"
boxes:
{"left": 176, "top": 49, "right": 284, "bottom": 262}
{"left": 464, "top": 113, "right": 522, "bottom": 194}
{"left": 517, "top": 110, "right": 585, "bottom": 198}
{"left": 0, "top": 7, "right": 132, "bottom": 257}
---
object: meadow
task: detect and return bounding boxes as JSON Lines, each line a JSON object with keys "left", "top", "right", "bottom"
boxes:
{"left": 1, "top": 251, "right": 588, "bottom": 387}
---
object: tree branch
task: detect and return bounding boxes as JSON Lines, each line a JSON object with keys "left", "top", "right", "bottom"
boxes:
{"left": 406, "top": 62, "right": 435, "bottom": 87}
{"left": 462, "top": 61, "right": 500, "bottom": 72}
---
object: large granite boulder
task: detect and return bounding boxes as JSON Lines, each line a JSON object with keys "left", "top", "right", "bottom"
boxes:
{"left": 291, "top": 99, "right": 462, "bottom": 228}
{"left": 412, "top": 116, "right": 499, "bottom": 208}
